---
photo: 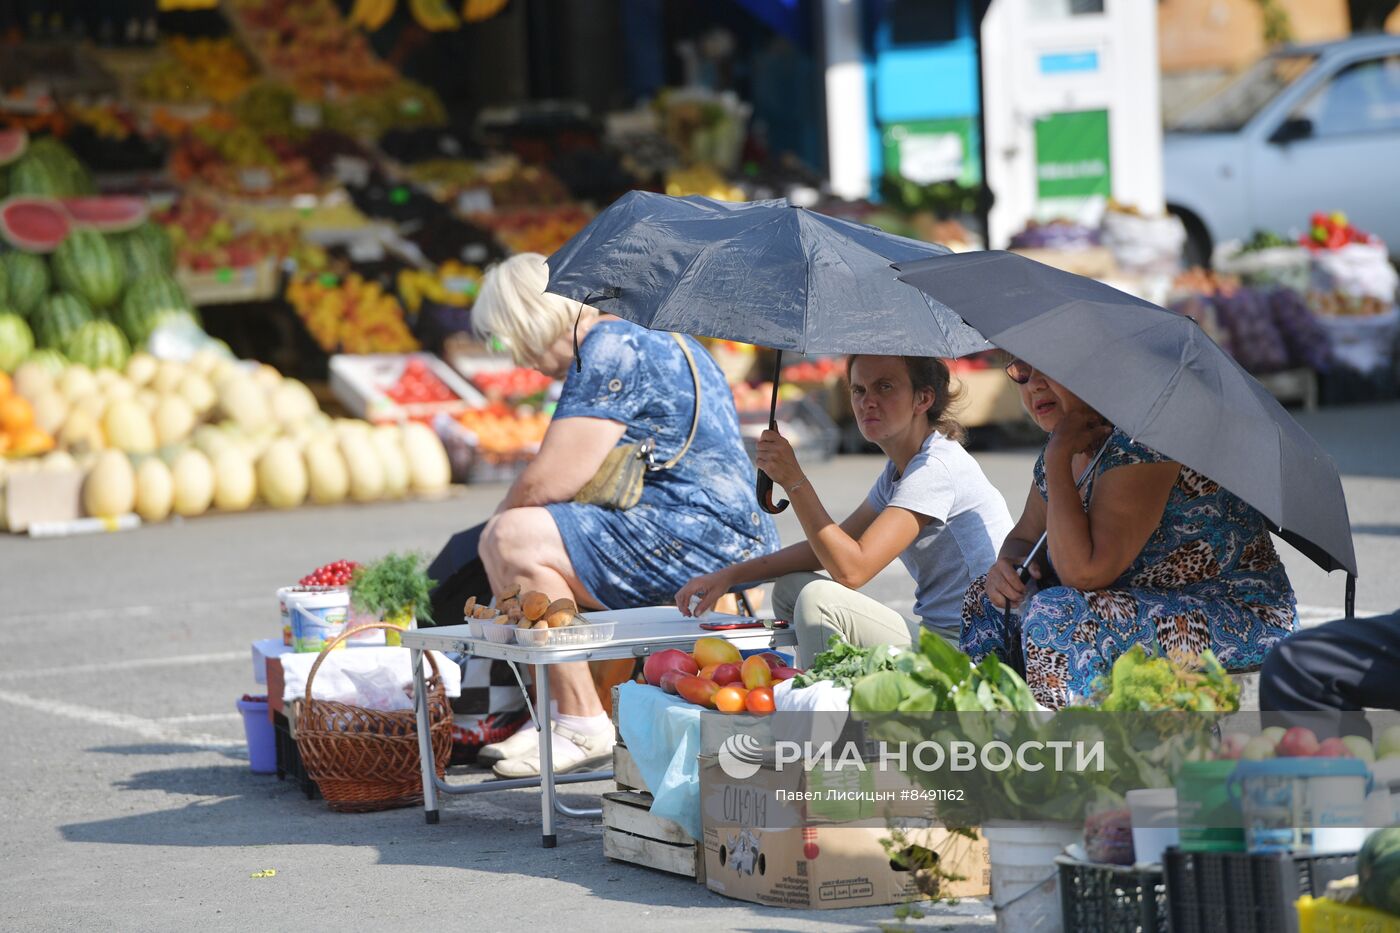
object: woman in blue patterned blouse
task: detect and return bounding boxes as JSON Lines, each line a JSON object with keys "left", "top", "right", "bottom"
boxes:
{"left": 960, "top": 357, "right": 1298, "bottom": 709}
{"left": 469, "top": 253, "right": 779, "bottom": 777}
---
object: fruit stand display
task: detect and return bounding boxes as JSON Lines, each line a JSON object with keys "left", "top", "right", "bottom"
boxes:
{"left": 328, "top": 351, "right": 485, "bottom": 424}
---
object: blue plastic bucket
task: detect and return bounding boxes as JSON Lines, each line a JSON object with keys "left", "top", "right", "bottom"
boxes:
{"left": 1229, "top": 757, "right": 1371, "bottom": 853}
{"left": 236, "top": 696, "right": 276, "bottom": 774}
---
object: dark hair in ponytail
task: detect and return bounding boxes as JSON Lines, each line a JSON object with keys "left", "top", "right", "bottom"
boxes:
{"left": 847, "top": 355, "right": 966, "bottom": 443}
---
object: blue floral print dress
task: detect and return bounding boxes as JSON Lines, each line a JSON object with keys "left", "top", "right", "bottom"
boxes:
{"left": 961, "top": 428, "right": 1297, "bottom": 709}
{"left": 544, "top": 319, "right": 780, "bottom": 609}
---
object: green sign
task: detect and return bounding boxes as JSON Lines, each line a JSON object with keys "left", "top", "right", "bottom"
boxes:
{"left": 1034, "top": 110, "right": 1110, "bottom": 200}
{"left": 881, "top": 117, "right": 979, "bottom": 187}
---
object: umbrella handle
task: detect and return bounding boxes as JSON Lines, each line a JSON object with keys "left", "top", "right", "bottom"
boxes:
{"left": 758, "top": 351, "right": 789, "bottom": 515}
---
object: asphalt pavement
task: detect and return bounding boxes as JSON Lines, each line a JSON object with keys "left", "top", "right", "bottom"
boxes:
{"left": 1, "top": 402, "right": 1397, "bottom": 932}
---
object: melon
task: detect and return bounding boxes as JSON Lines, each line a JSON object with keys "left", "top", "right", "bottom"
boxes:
{"left": 270, "top": 378, "right": 319, "bottom": 425}
{"left": 103, "top": 399, "right": 157, "bottom": 454}
{"left": 0, "top": 196, "right": 71, "bottom": 253}
{"left": 125, "top": 351, "right": 158, "bottom": 387}
{"left": 171, "top": 448, "right": 214, "bottom": 517}
{"left": 34, "top": 293, "right": 95, "bottom": 350}
{"left": 52, "top": 228, "right": 125, "bottom": 310}
{"left": 58, "top": 408, "right": 104, "bottom": 454}
{"left": 0, "top": 127, "right": 28, "bottom": 166}
{"left": 371, "top": 425, "right": 410, "bottom": 498}
{"left": 12, "top": 359, "right": 55, "bottom": 399}
{"left": 21, "top": 348, "right": 66, "bottom": 382}
{"left": 402, "top": 421, "right": 451, "bottom": 493}
{"left": 340, "top": 432, "right": 384, "bottom": 502}
{"left": 30, "top": 390, "right": 67, "bottom": 434}
{"left": 151, "top": 359, "right": 186, "bottom": 395}
{"left": 60, "top": 196, "right": 147, "bottom": 233}
{"left": 212, "top": 448, "right": 257, "bottom": 511}
{"left": 1359, "top": 826, "right": 1400, "bottom": 915}
{"left": 57, "top": 364, "right": 97, "bottom": 401}
{"left": 135, "top": 387, "right": 159, "bottom": 414}
{"left": 154, "top": 395, "right": 196, "bottom": 447}
{"left": 134, "top": 457, "right": 173, "bottom": 523}
{"left": 218, "top": 376, "right": 271, "bottom": 429}
{"left": 83, "top": 450, "right": 136, "bottom": 518}
{"left": 304, "top": 438, "right": 349, "bottom": 504}
{"left": 177, "top": 371, "right": 216, "bottom": 417}
{"left": 2, "top": 251, "right": 50, "bottom": 316}
{"left": 64, "top": 320, "right": 130, "bottom": 372}
{"left": 0, "top": 310, "right": 34, "bottom": 371}
{"left": 71, "top": 391, "right": 107, "bottom": 423}
{"left": 258, "top": 438, "right": 307, "bottom": 509}
{"left": 40, "top": 449, "right": 76, "bottom": 472}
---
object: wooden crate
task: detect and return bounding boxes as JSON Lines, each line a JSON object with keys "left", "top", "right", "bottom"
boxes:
{"left": 603, "top": 790, "right": 705, "bottom": 882}
{"left": 612, "top": 744, "right": 649, "bottom": 794}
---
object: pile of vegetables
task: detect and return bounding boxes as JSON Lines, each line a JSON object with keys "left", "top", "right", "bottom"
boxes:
{"left": 1092, "top": 645, "right": 1239, "bottom": 713}
{"left": 793, "top": 637, "right": 900, "bottom": 690}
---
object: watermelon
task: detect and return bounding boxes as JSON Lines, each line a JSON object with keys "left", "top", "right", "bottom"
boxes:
{"left": 23, "top": 347, "right": 67, "bottom": 376}
{"left": 0, "top": 128, "right": 26, "bottom": 166}
{"left": 2, "top": 250, "right": 51, "bottom": 316}
{"left": 60, "top": 196, "right": 147, "bottom": 233}
{"left": 33, "top": 292, "right": 94, "bottom": 350}
{"left": 124, "top": 222, "right": 174, "bottom": 274}
{"left": 116, "top": 273, "right": 198, "bottom": 347}
{"left": 10, "top": 138, "right": 93, "bottom": 197}
{"left": 113, "top": 230, "right": 167, "bottom": 280}
{"left": 1359, "top": 827, "right": 1400, "bottom": 915}
{"left": 64, "top": 319, "right": 130, "bottom": 371}
{"left": 0, "top": 310, "right": 34, "bottom": 371}
{"left": 52, "top": 228, "right": 125, "bottom": 309}
{"left": 0, "top": 196, "right": 71, "bottom": 253}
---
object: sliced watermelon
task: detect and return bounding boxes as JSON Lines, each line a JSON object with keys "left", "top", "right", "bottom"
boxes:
{"left": 0, "top": 196, "right": 71, "bottom": 253}
{"left": 60, "top": 195, "right": 148, "bottom": 233}
{"left": 0, "top": 127, "right": 27, "bottom": 166}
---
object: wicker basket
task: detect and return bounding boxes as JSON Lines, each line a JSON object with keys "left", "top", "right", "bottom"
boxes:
{"left": 296, "top": 623, "right": 453, "bottom": 813}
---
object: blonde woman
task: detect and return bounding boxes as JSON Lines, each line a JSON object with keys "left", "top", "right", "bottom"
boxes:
{"left": 470, "top": 253, "right": 779, "bottom": 777}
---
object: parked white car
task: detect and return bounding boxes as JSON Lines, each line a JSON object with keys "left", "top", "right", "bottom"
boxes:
{"left": 1164, "top": 35, "right": 1400, "bottom": 265}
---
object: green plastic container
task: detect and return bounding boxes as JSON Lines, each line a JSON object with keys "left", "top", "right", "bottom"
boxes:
{"left": 1176, "top": 759, "right": 1245, "bottom": 852}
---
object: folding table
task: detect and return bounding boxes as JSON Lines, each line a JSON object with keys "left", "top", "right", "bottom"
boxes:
{"left": 401, "top": 607, "right": 797, "bottom": 847}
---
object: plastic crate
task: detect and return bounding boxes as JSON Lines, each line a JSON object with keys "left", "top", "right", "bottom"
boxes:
{"left": 1164, "top": 848, "right": 1358, "bottom": 933}
{"left": 1297, "top": 896, "right": 1400, "bottom": 933}
{"left": 1057, "top": 858, "right": 1167, "bottom": 933}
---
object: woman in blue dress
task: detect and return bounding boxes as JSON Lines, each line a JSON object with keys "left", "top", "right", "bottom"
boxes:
{"left": 961, "top": 357, "right": 1298, "bottom": 709}
{"left": 470, "top": 253, "right": 779, "bottom": 776}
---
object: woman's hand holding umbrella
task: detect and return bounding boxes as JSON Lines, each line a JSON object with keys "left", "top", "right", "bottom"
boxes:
{"left": 755, "top": 428, "right": 807, "bottom": 494}
{"left": 985, "top": 557, "right": 1042, "bottom": 610}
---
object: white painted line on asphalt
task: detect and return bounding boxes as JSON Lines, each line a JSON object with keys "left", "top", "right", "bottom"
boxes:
{"left": 155, "top": 712, "right": 244, "bottom": 724}
{"left": 0, "top": 649, "right": 246, "bottom": 681}
{"left": 0, "top": 595, "right": 267, "bottom": 628}
{"left": 0, "top": 687, "right": 244, "bottom": 750}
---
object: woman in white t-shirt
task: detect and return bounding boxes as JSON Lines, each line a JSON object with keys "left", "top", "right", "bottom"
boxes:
{"left": 676, "top": 355, "right": 1013, "bottom": 666}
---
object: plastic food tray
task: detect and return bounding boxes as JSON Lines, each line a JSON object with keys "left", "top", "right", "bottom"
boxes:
{"left": 512, "top": 620, "right": 615, "bottom": 648}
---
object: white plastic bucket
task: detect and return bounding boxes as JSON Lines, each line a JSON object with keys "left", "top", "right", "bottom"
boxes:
{"left": 286, "top": 588, "right": 351, "bottom": 653}
{"left": 1126, "top": 788, "right": 1180, "bottom": 865}
{"left": 983, "top": 820, "right": 1083, "bottom": 933}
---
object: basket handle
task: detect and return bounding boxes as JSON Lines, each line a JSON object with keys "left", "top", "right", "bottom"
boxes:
{"left": 303, "top": 622, "right": 440, "bottom": 706}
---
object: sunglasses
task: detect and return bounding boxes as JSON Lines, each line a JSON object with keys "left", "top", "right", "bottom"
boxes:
{"left": 1005, "top": 358, "right": 1037, "bottom": 385}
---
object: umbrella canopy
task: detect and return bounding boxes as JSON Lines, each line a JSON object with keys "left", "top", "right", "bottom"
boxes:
{"left": 545, "top": 190, "right": 987, "bottom": 357}
{"left": 894, "top": 250, "right": 1355, "bottom": 577}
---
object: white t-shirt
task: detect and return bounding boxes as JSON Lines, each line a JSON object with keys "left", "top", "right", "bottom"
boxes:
{"left": 866, "top": 432, "right": 1013, "bottom": 640}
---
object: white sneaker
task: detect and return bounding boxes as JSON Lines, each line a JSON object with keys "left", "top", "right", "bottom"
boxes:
{"left": 476, "top": 722, "right": 541, "bottom": 765}
{"left": 492, "top": 723, "right": 615, "bottom": 778}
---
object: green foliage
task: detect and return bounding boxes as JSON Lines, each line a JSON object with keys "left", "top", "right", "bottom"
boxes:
{"left": 793, "top": 635, "right": 900, "bottom": 689}
{"left": 349, "top": 551, "right": 436, "bottom": 624}
{"left": 878, "top": 176, "right": 979, "bottom": 218}
{"left": 1092, "top": 644, "right": 1240, "bottom": 713}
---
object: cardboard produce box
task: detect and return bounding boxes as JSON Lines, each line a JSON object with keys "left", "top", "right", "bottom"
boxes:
{"left": 699, "top": 754, "right": 988, "bottom": 909}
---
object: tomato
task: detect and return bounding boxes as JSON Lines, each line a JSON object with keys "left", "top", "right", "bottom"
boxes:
{"left": 714, "top": 685, "right": 749, "bottom": 714}
{"left": 744, "top": 686, "right": 775, "bottom": 715}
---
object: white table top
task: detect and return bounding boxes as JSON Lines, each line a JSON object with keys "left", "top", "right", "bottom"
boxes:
{"left": 401, "top": 606, "right": 797, "bottom": 664}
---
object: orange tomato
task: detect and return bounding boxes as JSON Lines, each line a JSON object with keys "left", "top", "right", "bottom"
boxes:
{"left": 9, "top": 426, "right": 54, "bottom": 457}
{"left": 0, "top": 395, "right": 34, "bottom": 434}
{"left": 714, "top": 685, "right": 749, "bottom": 714}
{"left": 0, "top": 371, "right": 11, "bottom": 399}
{"left": 744, "top": 686, "right": 775, "bottom": 715}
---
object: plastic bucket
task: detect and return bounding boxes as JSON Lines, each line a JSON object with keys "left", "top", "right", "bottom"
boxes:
{"left": 236, "top": 696, "right": 276, "bottom": 774}
{"left": 983, "top": 820, "right": 1083, "bottom": 933}
{"left": 1176, "top": 759, "right": 1245, "bottom": 852}
{"left": 287, "top": 588, "right": 351, "bottom": 653}
{"left": 1230, "top": 757, "right": 1370, "bottom": 854}
{"left": 1126, "top": 788, "right": 1180, "bottom": 865}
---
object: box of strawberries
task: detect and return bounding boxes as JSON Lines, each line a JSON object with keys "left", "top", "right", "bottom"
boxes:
{"left": 329, "top": 352, "right": 487, "bottom": 424}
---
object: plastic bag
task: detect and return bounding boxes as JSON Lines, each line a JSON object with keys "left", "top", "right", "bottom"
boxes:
{"left": 338, "top": 666, "right": 414, "bottom": 712}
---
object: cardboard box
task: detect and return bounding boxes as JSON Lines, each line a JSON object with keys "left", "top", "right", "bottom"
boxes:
{"left": 699, "top": 755, "right": 989, "bottom": 909}
{"left": 4, "top": 468, "right": 84, "bottom": 533}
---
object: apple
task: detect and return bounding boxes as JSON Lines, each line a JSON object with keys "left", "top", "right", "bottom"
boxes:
{"left": 710, "top": 663, "right": 743, "bottom": 686}
{"left": 1241, "top": 736, "right": 1277, "bottom": 760}
{"left": 1278, "top": 727, "right": 1321, "bottom": 758}
{"left": 755, "top": 652, "right": 788, "bottom": 671}
{"left": 1218, "top": 733, "right": 1250, "bottom": 760}
{"left": 1261, "top": 726, "right": 1286, "bottom": 747}
{"left": 1377, "top": 725, "right": 1400, "bottom": 760}
{"left": 1342, "top": 736, "right": 1375, "bottom": 763}
{"left": 1317, "top": 737, "right": 1351, "bottom": 758}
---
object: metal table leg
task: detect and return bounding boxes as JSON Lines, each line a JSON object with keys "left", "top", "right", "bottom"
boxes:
{"left": 536, "top": 662, "right": 556, "bottom": 847}
{"left": 411, "top": 647, "right": 439, "bottom": 824}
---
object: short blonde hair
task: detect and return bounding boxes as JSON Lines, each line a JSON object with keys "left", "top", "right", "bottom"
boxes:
{"left": 472, "top": 253, "right": 592, "bottom": 366}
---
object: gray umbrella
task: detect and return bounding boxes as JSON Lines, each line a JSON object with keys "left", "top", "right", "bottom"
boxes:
{"left": 546, "top": 190, "right": 988, "bottom": 512}
{"left": 894, "top": 250, "right": 1357, "bottom": 593}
